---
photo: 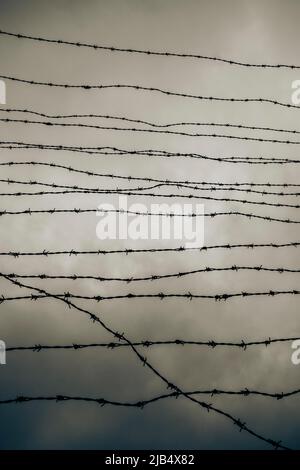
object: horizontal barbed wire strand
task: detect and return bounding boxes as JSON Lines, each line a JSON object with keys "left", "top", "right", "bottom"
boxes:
{"left": 0, "top": 207, "right": 299, "bottom": 223}
{"left": 2, "top": 385, "right": 300, "bottom": 409}
{"left": 1, "top": 274, "right": 289, "bottom": 450}
{"left": 2, "top": 117, "right": 300, "bottom": 145}
{"left": 3, "top": 266, "right": 300, "bottom": 283}
{"left": 0, "top": 75, "right": 298, "bottom": 110}
{"left": 0, "top": 29, "right": 299, "bottom": 70}
{"left": 2, "top": 107, "right": 300, "bottom": 136}
{"left": 1, "top": 188, "right": 299, "bottom": 209}
{"left": 0, "top": 242, "right": 299, "bottom": 258}
{"left": 1, "top": 160, "right": 299, "bottom": 188}
{"left": 0, "top": 142, "right": 297, "bottom": 164}
{"left": 2, "top": 176, "right": 299, "bottom": 197}
{"left": 1, "top": 290, "right": 299, "bottom": 303}
{"left": 6, "top": 335, "right": 300, "bottom": 351}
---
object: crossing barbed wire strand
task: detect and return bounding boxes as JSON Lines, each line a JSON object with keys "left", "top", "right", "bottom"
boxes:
{"left": 1, "top": 273, "right": 290, "bottom": 450}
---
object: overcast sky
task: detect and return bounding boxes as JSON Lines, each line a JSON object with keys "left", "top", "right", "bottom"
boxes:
{"left": 0, "top": 0, "right": 300, "bottom": 450}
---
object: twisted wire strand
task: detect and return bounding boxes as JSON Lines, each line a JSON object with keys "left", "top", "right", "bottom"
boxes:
{"left": 1, "top": 160, "right": 299, "bottom": 188}
{"left": 6, "top": 335, "right": 300, "bottom": 351}
{"left": 0, "top": 75, "right": 298, "bottom": 110}
{"left": 1, "top": 386, "right": 300, "bottom": 409}
{"left": 0, "top": 29, "right": 299, "bottom": 70}
{"left": 0, "top": 242, "right": 299, "bottom": 258}
{"left": 0, "top": 207, "right": 299, "bottom": 223}
{"left": 0, "top": 142, "right": 297, "bottom": 164}
{"left": 1, "top": 273, "right": 289, "bottom": 450}
{"left": 1, "top": 290, "right": 299, "bottom": 303}
{"left": 3, "top": 266, "right": 300, "bottom": 283}
{"left": 2, "top": 107, "right": 300, "bottom": 136}
{"left": 0, "top": 187, "right": 299, "bottom": 209}
{"left": 2, "top": 117, "right": 300, "bottom": 145}
{"left": 2, "top": 176, "right": 299, "bottom": 197}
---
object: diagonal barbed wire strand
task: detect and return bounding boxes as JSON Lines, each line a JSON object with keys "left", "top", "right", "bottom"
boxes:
{"left": 0, "top": 29, "right": 299, "bottom": 70}
{"left": 1, "top": 274, "right": 289, "bottom": 450}
{"left": 0, "top": 75, "right": 299, "bottom": 110}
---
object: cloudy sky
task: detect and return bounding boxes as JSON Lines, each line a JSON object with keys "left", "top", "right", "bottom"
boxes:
{"left": 0, "top": 0, "right": 300, "bottom": 450}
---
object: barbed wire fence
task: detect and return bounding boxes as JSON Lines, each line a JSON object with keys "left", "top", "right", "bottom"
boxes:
{"left": 0, "top": 29, "right": 299, "bottom": 450}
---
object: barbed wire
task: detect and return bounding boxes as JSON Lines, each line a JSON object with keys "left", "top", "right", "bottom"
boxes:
{"left": 2, "top": 107, "right": 300, "bottom": 136}
{"left": 0, "top": 242, "right": 299, "bottom": 258}
{"left": 0, "top": 207, "right": 299, "bottom": 223}
{"left": 2, "top": 176, "right": 300, "bottom": 197}
{"left": 1, "top": 187, "right": 299, "bottom": 209}
{"left": 2, "top": 117, "right": 300, "bottom": 145}
{"left": 1, "top": 160, "right": 299, "bottom": 188}
{"left": 6, "top": 335, "right": 300, "bottom": 352}
{"left": 0, "top": 75, "right": 298, "bottom": 110}
{"left": 0, "top": 142, "right": 297, "bottom": 164}
{"left": 1, "top": 289, "right": 299, "bottom": 303}
{"left": 2, "top": 385, "right": 300, "bottom": 409}
{"left": 1, "top": 273, "right": 289, "bottom": 450}
{"left": 1, "top": 178, "right": 164, "bottom": 193}
{"left": 0, "top": 29, "right": 297, "bottom": 452}
{"left": 3, "top": 265, "right": 300, "bottom": 283}
{"left": 0, "top": 29, "right": 299, "bottom": 70}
